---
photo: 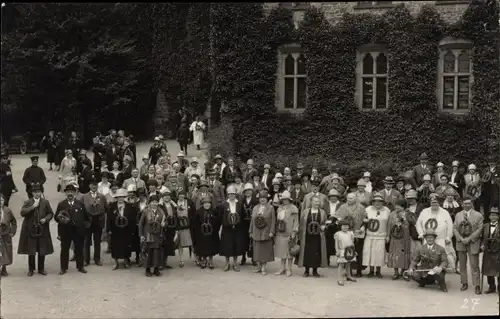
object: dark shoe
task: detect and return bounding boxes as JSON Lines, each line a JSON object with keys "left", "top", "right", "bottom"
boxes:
{"left": 59, "top": 269, "right": 67, "bottom": 275}
{"left": 485, "top": 286, "right": 496, "bottom": 294}
{"left": 232, "top": 264, "right": 240, "bottom": 272}
{"left": 223, "top": 264, "right": 230, "bottom": 272}
{"left": 164, "top": 265, "right": 172, "bottom": 269}
{"left": 418, "top": 282, "right": 425, "bottom": 287}
{"left": 78, "top": 268, "right": 87, "bottom": 274}
{"left": 347, "top": 277, "right": 357, "bottom": 282}
{"left": 375, "top": 272, "right": 383, "bottom": 278}
{"left": 84, "top": 261, "right": 90, "bottom": 267}
{"left": 95, "top": 260, "right": 103, "bottom": 266}
{"left": 475, "top": 286, "right": 482, "bottom": 295}
{"left": 145, "top": 270, "right": 152, "bottom": 277}
{"left": 460, "top": 284, "right": 468, "bottom": 291}
{"left": 355, "top": 271, "right": 363, "bottom": 277}
{"left": 1, "top": 268, "right": 7, "bottom": 276}
{"left": 303, "top": 271, "right": 310, "bottom": 278}
{"left": 367, "top": 272, "right": 374, "bottom": 278}
{"left": 124, "top": 263, "right": 130, "bottom": 269}
{"left": 208, "top": 263, "right": 214, "bottom": 270}
{"left": 440, "top": 285, "right": 448, "bottom": 292}
{"left": 240, "top": 256, "right": 246, "bottom": 266}
{"left": 27, "top": 270, "right": 34, "bottom": 277}
{"left": 312, "top": 271, "right": 320, "bottom": 278}
{"left": 113, "top": 263, "right": 119, "bottom": 270}
{"left": 392, "top": 273, "right": 400, "bottom": 280}
{"left": 38, "top": 270, "right": 47, "bottom": 276}
{"left": 70, "top": 256, "right": 76, "bottom": 262}
{"left": 153, "top": 268, "right": 161, "bottom": 276}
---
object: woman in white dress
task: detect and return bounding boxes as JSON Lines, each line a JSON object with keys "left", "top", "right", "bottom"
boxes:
{"left": 189, "top": 116, "right": 206, "bottom": 150}
{"left": 59, "top": 150, "right": 77, "bottom": 192}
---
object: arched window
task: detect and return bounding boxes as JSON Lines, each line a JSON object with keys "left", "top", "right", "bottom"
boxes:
{"left": 356, "top": 46, "right": 389, "bottom": 110}
{"left": 438, "top": 38, "right": 473, "bottom": 112}
{"left": 277, "top": 45, "right": 307, "bottom": 111}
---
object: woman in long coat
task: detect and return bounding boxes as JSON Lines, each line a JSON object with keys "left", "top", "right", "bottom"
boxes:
{"left": 0, "top": 194, "right": 17, "bottom": 276}
{"left": 177, "top": 122, "right": 190, "bottom": 155}
{"left": 193, "top": 196, "right": 220, "bottom": 269}
{"left": 17, "top": 185, "right": 54, "bottom": 276}
{"left": 42, "top": 131, "right": 57, "bottom": 171}
{"left": 387, "top": 199, "right": 415, "bottom": 280}
{"left": 250, "top": 190, "right": 276, "bottom": 275}
{"left": 218, "top": 185, "right": 245, "bottom": 272}
{"left": 138, "top": 195, "right": 165, "bottom": 277}
{"left": 160, "top": 189, "right": 178, "bottom": 269}
{"left": 441, "top": 188, "right": 462, "bottom": 272}
{"left": 274, "top": 191, "right": 299, "bottom": 276}
{"left": 297, "top": 196, "right": 328, "bottom": 277}
{"left": 176, "top": 192, "right": 194, "bottom": 268}
{"left": 240, "top": 183, "right": 258, "bottom": 266}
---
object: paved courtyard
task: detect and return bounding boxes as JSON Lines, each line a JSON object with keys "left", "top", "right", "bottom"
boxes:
{"left": 1, "top": 141, "right": 499, "bottom": 318}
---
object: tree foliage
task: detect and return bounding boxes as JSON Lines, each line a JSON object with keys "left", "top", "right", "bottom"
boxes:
{"left": 1, "top": 3, "right": 155, "bottom": 141}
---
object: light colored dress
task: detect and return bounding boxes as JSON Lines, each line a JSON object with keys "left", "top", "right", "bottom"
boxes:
{"left": 362, "top": 205, "right": 390, "bottom": 267}
{"left": 334, "top": 230, "right": 356, "bottom": 264}
{"left": 189, "top": 121, "right": 206, "bottom": 146}
{"left": 60, "top": 156, "right": 77, "bottom": 192}
{"left": 176, "top": 200, "right": 193, "bottom": 247}
{"left": 274, "top": 204, "right": 299, "bottom": 258}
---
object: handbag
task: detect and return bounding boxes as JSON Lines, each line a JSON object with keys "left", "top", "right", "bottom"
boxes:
{"left": 57, "top": 183, "right": 61, "bottom": 193}
{"left": 289, "top": 236, "right": 300, "bottom": 257}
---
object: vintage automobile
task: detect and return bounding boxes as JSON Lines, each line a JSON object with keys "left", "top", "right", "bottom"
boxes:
{"left": 2, "top": 132, "right": 44, "bottom": 155}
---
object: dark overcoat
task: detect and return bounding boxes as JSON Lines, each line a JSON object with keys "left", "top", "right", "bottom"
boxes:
{"left": 18, "top": 198, "right": 54, "bottom": 256}
{"left": 106, "top": 201, "right": 137, "bottom": 259}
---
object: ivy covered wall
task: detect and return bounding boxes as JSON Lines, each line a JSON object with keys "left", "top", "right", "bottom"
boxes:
{"left": 208, "top": 1, "right": 500, "bottom": 173}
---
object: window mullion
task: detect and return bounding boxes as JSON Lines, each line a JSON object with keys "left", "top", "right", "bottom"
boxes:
{"left": 454, "top": 76, "right": 458, "bottom": 110}
{"left": 373, "top": 76, "right": 377, "bottom": 110}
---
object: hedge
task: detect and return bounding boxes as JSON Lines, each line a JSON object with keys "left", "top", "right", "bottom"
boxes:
{"left": 208, "top": 1, "right": 500, "bottom": 184}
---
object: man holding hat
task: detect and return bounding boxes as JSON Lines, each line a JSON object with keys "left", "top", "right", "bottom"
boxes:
{"left": 454, "top": 198, "right": 484, "bottom": 294}
{"left": 22, "top": 156, "right": 46, "bottom": 198}
{"left": 412, "top": 152, "right": 434, "bottom": 186}
{"left": 480, "top": 206, "right": 500, "bottom": 294}
{"left": 0, "top": 153, "right": 17, "bottom": 206}
{"left": 381, "top": 176, "right": 402, "bottom": 211}
{"left": 81, "top": 178, "right": 107, "bottom": 266}
{"left": 106, "top": 188, "right": 137, "bottom": 270}
{"left": 482, "top": 155, "right": 499, "bottom": 222}
{"left": 55, "top": 184, "right": 91, "bottom": 275}
{"left": 407, "top": 229, "right": 448, "bottom": 292}
{"left": 302, "top": 179, "right": 328, "bottom": 211}
{"left": 18, "top": 183, "right": 54, "bottom": 276}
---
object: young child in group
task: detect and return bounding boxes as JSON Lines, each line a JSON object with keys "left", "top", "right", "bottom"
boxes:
{"left": 334, "top": 219, "right": 358, "bottom": 286}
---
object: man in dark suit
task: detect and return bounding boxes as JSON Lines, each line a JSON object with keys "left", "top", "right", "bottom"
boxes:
{"left": 106, "top": 142, "right": 121, "bottom": 169}
{"left": 222, "top": 158, "right": 242, "bottom": 187}
{"left": 81, "top": 179, "right": 107, "bottom": 266}
{"left": 407, "top": 229, "right": 448, "bottom": 292}
{"left": 207, "top": 169, "right": 226, "bottom": 207}
{"left": 0, "top": 153, "right": 17, "bottom": 206}
{"left": 78, "top": 158, "right": 94, "bottom": 194}
{"left": 22, "top": 156, "right": 46, "bottom": 198}
{"left": 412, "top": 152, "right": 434, "bottom": 187}
{"left": 481, "top": 155, "right": 499, "bottom": 222}
{"left": 55, "top": 184, "right": 90, "bottom": 275}
{"left": 449, "top": 160, "right": 465, "bottom": 196}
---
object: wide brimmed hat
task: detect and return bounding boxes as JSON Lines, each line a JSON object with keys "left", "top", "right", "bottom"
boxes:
{"left": 405, "top": 190, "right": 418, "bottom": 200}
{"left": 396, "top": 175, "right": 405, "bottom": 183}
{"left": 338, "top": 219, "right": 350, "bottom": 226}
{"left": 272, "top": 178, "right": 281, "bottom": 186}
{"left": 439, "top": 173, "right": 449, "bottom": 180}
{"left": 160, "top": 186, "right": 171, "bottom": 195}
{"left": 64, "top": 184, "right": 77, "bottom": 192}
{"left": 292, "top": 176, "right": 302, "bottom": 185}
{"left": 247, "top": 159, "right": 254, "bottom": 165}
{"left": 490, "top": 207, "right": 499, "bottom": 214}
{"left": 357, "top": 179, "right": 367, "bottom": 186}
{"left": 423, "top": 229, "right": 438, "bottom": 238}
{"left": 263, "top": 163, "right": 271, "bottom": 170}
{"left": 177, "top": 151, "right": 185, "bottom": 157}
{"left": 214, "top": 154, "right": 223, "bottom": 160}
{"left": 30, "top": 156, "right": 39, "bottom": 161}
{"left": 436, "top": 162, "right": 444, "bottom": 167}
{"left": 372, "top": 192, "right": 385, "bottom": 202}
{"left": 452, "top": 160, "right": 459, "bottom": 167}
{"left": 113, "top": 188, "right": 128, "bottom": 198}
{"left": 31, "top": 183, "right": 43, "bottom": 192}
{"left": 468, "top": 164, "right": 476, "bottom": 170}
{"left": 363, "top": 171, "right": 371, "bottom": 178}
{"left": 258, "top": 190, "right": 269, "bottom": 199}
{"left": 443, "top": 188, "right": 459, "bottom": 198}
{"left": 227, "top": 185, "right": 237, "bottom": 195}
{"left": 207, "top": 169, "right": 217, "bottom": 176}
{"left": 296, "top": 163, "right": 304, "bottom": 170}
{"left": 191, "top": 157, "right": 199, "bottom": 163}
{"left": 147, "top": 179, "right": 158, "bottom": 187}
{"left": 422, "top": 174, "right": 431, "bottom": 181}
{"left": 201, "top": 196, "right": 212, "bottom": 204}
{"left": 419, "top": 152, "right": 429, "bottom": 160}
{"left": 243, "top": 183, "right": 254, "bottom": 192}
{"left": 280, "top": 190, "right": 291, "bottom": 201}
{"left": 301, "top": 171, "right": 311, "bottom": 180}
{"left": 274, "top": 173, "right": 283, "bottom": 179}
{"left": 383, "top": 176, "right": 396, "bottom": 184}
{"left": 199, "top": 180, "right": 209, "bottom": 188}
{"left": 328, "top": 189, "right": 341, "bottom": 198}
{"left": 127, "top": 184, "right": 137, "bottom": 193}
{"left": 149, "top": 195, "right": 160, "bottom": 202}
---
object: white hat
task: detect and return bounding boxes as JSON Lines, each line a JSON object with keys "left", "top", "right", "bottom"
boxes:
{"left": 227, "top": 185, "right": 237, "bottom": 195}
{"left": 452, "top": 160, "right": 459, "bottom": 167}
{"left": 142, "top": 154, "right": 149, "bottom": 160}
{"left": 113, "top": 188, "right": 128, "bottom": 198}
{"left": 191, "top": 157, "right": 199, "bottom": 163}
{"left": 127, "top": 184, "right": 137, "bottom": 193}
{"left": 158, "top": 135, "right": 164, "bottom": 139}
{"left": 468, "top": 164, "right": 476, "bottom": 170}
{"left": 247, "top": 159, "right": 254, "bottom": 165}
{"left": 154, "top": 136, "right": 160, "bottom": 141}
{"left": 280, "top": 190, "right": 291, "bottom": 201}
{"left": 423, "top": 174, "right": 431, "bottom": 181}
{"left": 363, "top": 171, "right": 371, "bottom": 178}
{"left": 159, "top": 186, "right": 171, "bottom": 195}
{"left": 437, "top": 162, "right": 444, "bottom": 167}
{"left": 243, "top": 183, "right": 254, "bottom": 192}
{"left": 272, "top": 178, "right": 281, "bottom": 185}
{"left": 177, "top": 151, "right": 185, "bottom": 157}
{"left": 275, "top": 173, "right": 283, "bottom": 178}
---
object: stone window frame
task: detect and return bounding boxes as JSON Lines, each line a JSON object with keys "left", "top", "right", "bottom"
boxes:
{"left": 437, "top": 37, "right": 473, "bottom": 114}
{"left": 275, "top": 44, "right": 307, "bottom": 113}
{"left": 434, "top": 0, "right": 470, "bottom": 6}
{"left": 355, "top": 1, "right": 397, "bottom": 9}
{"left": 355, "top": 44, "right": 390, "bottom": 111}
{"left": 278, "top": 2, "right": 311, "bottom": 10}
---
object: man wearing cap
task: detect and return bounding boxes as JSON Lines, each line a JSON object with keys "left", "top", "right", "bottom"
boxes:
{"left": 189, "top": 116, "right": 206, "bottom": 150}
{"left": 464, "top": 164, "right": 482, "bottom": 211}
{"left": 18, "top": 183, "right": 54, "bottom": 276}
{"left": 381, "top": 176, "right": 402, "bottom": 211}
{"left": 0, "top": 153, "right": 17, "bottom": 206}
{"left": 295, "top": 163, "right": 305, "bottom": 180}
{"left": 222, "top": 158, "right": 242, "bottom": 186}
{"left": 207, "top": 169, "right": 225, "bottom": 207}
{"left": 354, "top": 179, "right": 372, "bottom": 207}
{"left": 175, "top": 151, "right": 189, "bottom": 174}
{"left": 242, "top": 159, "right": 257, "bottom": 183}
{"left": 363, "top": 193, "right": 391, "bottom": 278}
{"left": 185, "top": 157, "right": 204, "bottom": 180}
{"left": 324, "top": 189, "right": 343, "bottom": 266}
{"left": 212, "top": 154, "right": 226, "bottom": 178}
{"left": 55, "top": 184, "right": 91, "bottom": 275}
{"left": 22, "top": 156, "right": 46, "bottom": 199}
{"left": 412, "top": 152, "right": 434, "bottom": 186}
{"left": 81, "top": 178, "right": 107, "bottom": 266}
{"left": 123, "top": 168, "right": 146, "bottom": 191}
{"left": 449, "top": 160, "right": 465, "bottom": 195}
{"left": 106, "top": 188, "right": 137, "bottom": 269}
{"left": 302, "top": 180, "right": 328, "bottom": 211}
{"left": 148, "top": 137, "right": 163, "bottom": 165}
{"left": 407, "top": 229, "right": 448, "bottom": 292}
{"left": 453, "top": 198, "right": 483, "bottom": 293}
{"left": 480, "top": 206, "right": 499, "bottom": 294}
{"left": 481, "top": 155, "right": 499, "bottom": 222}
{"left": 78, "top": 158, "right": 94, "bottom": 194}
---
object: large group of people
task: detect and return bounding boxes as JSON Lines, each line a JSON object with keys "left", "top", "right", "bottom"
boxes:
{"left": 0, "top": 131, "right": 499, "bottom": 298}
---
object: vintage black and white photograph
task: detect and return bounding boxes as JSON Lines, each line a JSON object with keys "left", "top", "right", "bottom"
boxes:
{"left": 0, "top": 1, "right": 499, "bottom": 318}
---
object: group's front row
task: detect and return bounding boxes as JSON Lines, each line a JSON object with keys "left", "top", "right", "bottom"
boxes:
{"left": 1, "top": 181, "right": 499, "bottom": 296}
